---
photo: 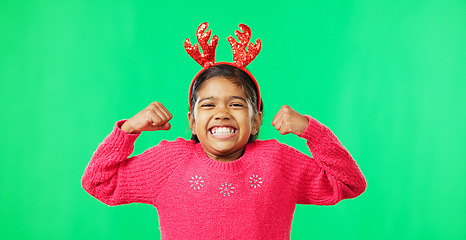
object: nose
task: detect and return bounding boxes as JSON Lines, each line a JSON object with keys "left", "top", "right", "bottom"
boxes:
{"left": 214, "top": 105, "right": 231, "bottom": 120}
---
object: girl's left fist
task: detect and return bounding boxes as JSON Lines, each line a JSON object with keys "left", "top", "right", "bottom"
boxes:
{"left": 272, "top": 105, "right": 309, "bottom": 135}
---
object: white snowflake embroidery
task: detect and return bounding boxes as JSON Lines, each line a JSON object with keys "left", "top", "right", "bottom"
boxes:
{"left": 219, "top": 182, "right": 235, "bottom": 196}
{"left": 189, "top": 175, "right": 204, "bottom": 190}
{"left": 249, "top": 174, "right": 263, "bottom": 188}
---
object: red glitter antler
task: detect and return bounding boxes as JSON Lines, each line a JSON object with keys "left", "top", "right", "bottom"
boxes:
{"left": 228, "top": 23, "right": 261, "bottom": 68}
{"left": 184, "top": 22, "right": 219, "bottom": 68}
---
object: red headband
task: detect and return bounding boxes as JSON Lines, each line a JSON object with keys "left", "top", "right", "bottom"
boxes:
{"left": 185, "top": 22, "right": 262, "bottom": 111}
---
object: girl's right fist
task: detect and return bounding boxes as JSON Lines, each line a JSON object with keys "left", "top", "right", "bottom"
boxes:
{"left": 121, "top": 102, "right": 173, "bottom": 134}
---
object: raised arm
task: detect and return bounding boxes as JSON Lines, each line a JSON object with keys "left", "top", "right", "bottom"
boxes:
{"left": 81, "top": 102, "right": 174, "bottom": 206}
{"left": 272, "top": 105, "right": 366, "bottom": 205}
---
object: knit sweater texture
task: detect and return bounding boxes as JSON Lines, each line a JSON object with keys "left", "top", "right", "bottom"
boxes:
{"left": 82, "top": 116, "right": 366, "bottom": 239}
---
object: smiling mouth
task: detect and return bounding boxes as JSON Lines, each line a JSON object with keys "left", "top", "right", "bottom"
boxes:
{"left": 209, "top": 127, "right": 237, "bottom": 136}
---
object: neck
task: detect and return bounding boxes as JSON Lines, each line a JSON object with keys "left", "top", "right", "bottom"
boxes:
{"left": 204, "top": 148, "right": 246, "bottom": 162}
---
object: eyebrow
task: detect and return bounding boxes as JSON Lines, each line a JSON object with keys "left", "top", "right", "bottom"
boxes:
{"left": 198, "top": 97, "right": 214, "bottom": 103}
{"left": 198, "top": 96, "right": 247, "bottom": 103}
{"left": 230, "top": 96, "right": 248, "bottom": 102}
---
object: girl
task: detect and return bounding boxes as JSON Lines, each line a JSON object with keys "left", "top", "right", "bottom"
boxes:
{"left": 82, "top": 23, "right": 366, "bottom": 239}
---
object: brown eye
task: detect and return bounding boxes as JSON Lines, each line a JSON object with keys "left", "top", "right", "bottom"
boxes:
{"left": 231, "top": 103, "right": 245, "bottom": 107}
{"left": 201, "top": 103, "right": 215, "bottom": 107}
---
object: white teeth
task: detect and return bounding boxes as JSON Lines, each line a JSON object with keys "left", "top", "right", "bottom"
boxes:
{"left": 210, "top": 127, "right": 236, "bottom": 136}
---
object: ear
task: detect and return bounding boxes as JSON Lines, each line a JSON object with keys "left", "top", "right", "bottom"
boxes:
{"left": 251, "top": 112, "right": 263, "bottom": 135}
{"left": 187, "top": 112, "right": 196, "bottom": 134}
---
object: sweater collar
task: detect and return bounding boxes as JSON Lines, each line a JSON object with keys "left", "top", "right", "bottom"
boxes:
{"left": 193, "top": 141, "right": 257, "bottom": 173}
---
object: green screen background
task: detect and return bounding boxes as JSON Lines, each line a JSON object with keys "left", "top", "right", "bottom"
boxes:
{"left": 1, "top": 0, "right": 465, "bottom": 239}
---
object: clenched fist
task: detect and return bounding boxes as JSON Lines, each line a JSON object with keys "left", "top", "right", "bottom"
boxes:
{"left": 121, "top": 102, "right": 173, "bottom": 134}
{"left": 272, "top": 105, "right": 309, "bottom": 136}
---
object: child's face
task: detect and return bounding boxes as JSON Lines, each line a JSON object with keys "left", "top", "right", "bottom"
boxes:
{"left": 188, "top": 76, "right": 262, "bottom": 162}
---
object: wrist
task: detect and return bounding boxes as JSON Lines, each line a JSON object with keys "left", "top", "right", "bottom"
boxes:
{"left": 295, "top": 115, "right": 310, "bottom": 136}
{"left": 121, "top": 121, "right": 140, "bottom": 134}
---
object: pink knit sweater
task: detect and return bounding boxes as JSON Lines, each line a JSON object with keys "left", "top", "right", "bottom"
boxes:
{"left": 82, "top": 116, "right": 366, "bottom": 239}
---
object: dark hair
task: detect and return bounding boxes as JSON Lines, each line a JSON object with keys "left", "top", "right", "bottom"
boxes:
{"left": 189, "top": 64, "right": 263, "bottom": 143}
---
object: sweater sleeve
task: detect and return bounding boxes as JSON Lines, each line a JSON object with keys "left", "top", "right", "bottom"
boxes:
{"left": 81, "top": 120, "right": 181, "bottom": 206}
{"left": 278, "top": 116, "right": 366, "bottom": 205}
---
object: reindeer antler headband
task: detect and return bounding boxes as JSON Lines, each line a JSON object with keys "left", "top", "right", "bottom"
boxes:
{"left": 185, "top": 22, "right": 262, "bottom": 110}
